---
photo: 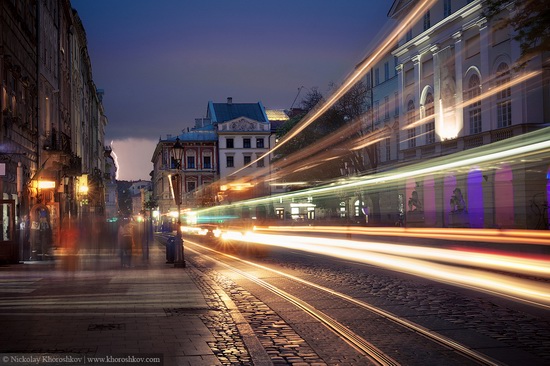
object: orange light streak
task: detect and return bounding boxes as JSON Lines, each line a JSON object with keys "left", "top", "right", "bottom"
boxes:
{"left": 257, "top": 226, "right": 550, "bottom": 246}
{"left": 223, "top": 230, "right": 550, "bottom": 307}
{"left": 228, "top": 0, "right": 438, "bottom": 177}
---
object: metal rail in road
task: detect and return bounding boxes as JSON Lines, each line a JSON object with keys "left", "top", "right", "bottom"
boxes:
{"left": 185, "top": 238, "right": 502, "bottom": 366}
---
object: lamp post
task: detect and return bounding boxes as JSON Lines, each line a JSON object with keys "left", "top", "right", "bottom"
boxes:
{"left": 171, "top": 137, "right": 185, "bottom": 268}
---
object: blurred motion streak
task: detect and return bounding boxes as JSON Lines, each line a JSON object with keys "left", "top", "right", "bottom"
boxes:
{"left": 229, "top": 0, "right": 438, "bottom": 175}
{"left": 257, "top": 226, "right": 550, "bottom": 247}
{"left": 224, "top": 230, "right": 550, "bottom": 307}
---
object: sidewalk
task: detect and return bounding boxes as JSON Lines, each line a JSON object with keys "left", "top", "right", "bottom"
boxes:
{"left": 0, "top": 239, "right": 223, "bottom": 366}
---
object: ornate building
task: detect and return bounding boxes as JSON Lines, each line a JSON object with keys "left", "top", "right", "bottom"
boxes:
{"left": 151, "top": 117, "right": 218, "bottom": 228}
{"left": 0, "top": 1, "right": 107, "bottom": 262}
{"left": 151, "top": 98, "right": 275, "bottom": 224}
{"left": 355, "top": 0, "right": 550, "bottom": 229}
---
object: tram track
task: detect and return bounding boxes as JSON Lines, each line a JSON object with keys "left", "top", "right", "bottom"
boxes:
{"left": 184, "top": 238, "right": 502, "bottom": 366}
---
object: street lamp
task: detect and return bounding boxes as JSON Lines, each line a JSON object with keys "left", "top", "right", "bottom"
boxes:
{"left": 171, "top": 137, "right": 185, "bottom": 268}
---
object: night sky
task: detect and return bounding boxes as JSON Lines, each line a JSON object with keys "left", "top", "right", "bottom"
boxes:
{"left": 71, "top": 0, "right": 394, "bottom": 180}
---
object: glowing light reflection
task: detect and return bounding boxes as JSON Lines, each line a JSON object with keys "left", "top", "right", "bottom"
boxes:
{"left": 222, "top": 231, "right": 550, "bottom": 307}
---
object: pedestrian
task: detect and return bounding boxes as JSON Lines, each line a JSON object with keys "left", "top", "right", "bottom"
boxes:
{"left": 118, "top": 217, "right": 134, "bottom": 268}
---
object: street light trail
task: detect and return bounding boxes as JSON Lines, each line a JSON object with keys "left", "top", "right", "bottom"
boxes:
{"left": 218, "top": 230, "right": 550, "bottom": 308}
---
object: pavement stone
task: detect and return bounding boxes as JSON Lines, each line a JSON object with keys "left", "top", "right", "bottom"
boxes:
{"left": 0, "top": 239, "right": 263, "bottom": 366}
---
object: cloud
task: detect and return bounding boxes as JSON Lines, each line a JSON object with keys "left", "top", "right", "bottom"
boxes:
{"left": 110, "top": 138, "right": 157, "bottom": 181}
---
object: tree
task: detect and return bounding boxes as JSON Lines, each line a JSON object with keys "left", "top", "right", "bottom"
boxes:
{"left": 273, "top": 82, "right": 371, "bottom": 184}
{"left": 483, "top": 0, "right": 550, "bottom": 67}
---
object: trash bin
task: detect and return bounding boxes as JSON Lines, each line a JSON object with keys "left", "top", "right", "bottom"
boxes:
{"left": 166, "top": 237, "right": 175, "bottom": 263}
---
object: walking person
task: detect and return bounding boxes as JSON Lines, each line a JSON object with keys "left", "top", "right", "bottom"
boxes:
{"left": 118, "top": 217, "right": 134, "bottom": 268}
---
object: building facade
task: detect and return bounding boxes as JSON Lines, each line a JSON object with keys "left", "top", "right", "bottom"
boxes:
{"left": 151, "top": 98, "right": 276, "bottom": 224}
{"left": 343, "top": 0, "right": 550, "bottom": 229}
{"left": 151, "top": 118, "right": 218, "bottom": 228}
{"left": 0, "top": 0, "right": 108, "bottom": 262}
{"left": 213, "top": 98, "right": 271, "bottom": 204}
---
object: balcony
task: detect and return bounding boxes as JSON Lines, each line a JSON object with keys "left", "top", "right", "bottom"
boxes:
{"left": 42, "top": 130, "right": 81, "bottom": 175}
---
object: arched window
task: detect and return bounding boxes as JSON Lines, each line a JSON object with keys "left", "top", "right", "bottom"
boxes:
{"left": 424, "top": 93, "right": 435, "bottom": 144}
{"left": 496, "top": 63, "right": 511, "bottom": 128}
{"left": 407, "top": 100, "right": 416, "bottom": 148}
{"left": 468, "top": 74, "right": 482, "bottom": 134}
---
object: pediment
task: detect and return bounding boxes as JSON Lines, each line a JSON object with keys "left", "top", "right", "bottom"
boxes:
{"left": 218, "top": 117, "right": 264, "bottom": 132}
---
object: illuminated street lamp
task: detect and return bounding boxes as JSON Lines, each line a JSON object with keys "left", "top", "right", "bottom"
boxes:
{"left": 171, "top": 137, "right": 185, "bottom": 268}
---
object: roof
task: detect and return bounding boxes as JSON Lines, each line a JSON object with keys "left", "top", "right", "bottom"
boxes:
{"left": 207, "top": 100, "right": 269, "bottom": 123}
{"left": 176, "top": 131, "right": 218, "bottom": 142}
{"left": 266, "top": 109, "right": 289, "bottom": 121}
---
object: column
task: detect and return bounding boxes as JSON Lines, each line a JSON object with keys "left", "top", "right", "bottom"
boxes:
{"left": 477, "top": 18, "right": 491, "bottom": 132}
{"left": 507, "top": 5, "right": 523, "bottom": 126}
{"left": 412, "top": 54, "right": 422, "bottom": 106}
{"left": 430, "top": 45, "right": 441, "bottom": 138}
{"left": 453, "top": 31, "right": 464, "bottom": 134}
{"left": 396, "top": 63, "right": 405, "bottom": 152}
{"left": 412, "top": 55, "right": 421, "bottom": 147}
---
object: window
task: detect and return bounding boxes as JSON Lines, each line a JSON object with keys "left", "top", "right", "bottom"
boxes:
{"left": 496, "top": 63, "right": 511, "bottom": 128}
{"left": 244, "top": 155, "right": 251, "bottom": 165}
{"left": 407, "top": 100, "right": 416, "bottom": 148}
{"left": 375, "top": 68, "right": 380, "bottom": 85}
{"left": 243, "top": 138, "right": 251, "bottom": 148}
{"left": 444, "top": 0, "right": 452, "bottom": 17}
{"left": 226, "top": 138, "right": 234, "bottom": 148}
{"left": 384, "top": 96, "right": 390, "bottom": 120}
{"left": 424, "top": 93, "right": 435, "bottom": 144}
{"left": 406, "top": 28, "right": 413, "bottom": 42}
{"left": 187, "top": 156, "right": 195, "bottom": 169}
{"left": 467, "top": 74, "right": 482, "bottom": 134}
{"left": 385, "top": 137, "right": 391, "bottom": 161}
{"left": 256, "top": 138, "right": 264, "bottom": 148}
{"left": 394, "top": 92, "right": 399, "bottom": 116}
{"left": 466, "top": 35, "right": 480, "bottom": 59}
{"left": 384, "top": 62, "right": 389, "bottom": 81}
{"left": 226, "top": 156, "right": 234, "bottom": 168}
{"left": 257, "top": 157, "right": 265, "bottom": 168}
{"left": 187, "top": 181, "right": 196, "bottom": 192}
{"left": 170, "top": 157, "right": 180, "bottom": 170}
{"left": 203, "top": 156, "right": 212, "bottom": 169}
{"left": 423, "top": 11, "right": 430, "bottom": 31}
{"left": 374, "top": 101, "right": 380, "bottom": 123}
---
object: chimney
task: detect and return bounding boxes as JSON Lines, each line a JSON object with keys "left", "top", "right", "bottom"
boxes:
{"left": 227, "top": 97, "right": 233, "bottom": 104}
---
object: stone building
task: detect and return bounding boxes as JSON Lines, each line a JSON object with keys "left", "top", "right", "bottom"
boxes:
{"left": 0, "top": 1, "right": 107, "bottom": 262}
{"left": 351, "top": 0, "right": 550, "bottom": 229}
